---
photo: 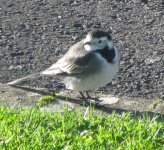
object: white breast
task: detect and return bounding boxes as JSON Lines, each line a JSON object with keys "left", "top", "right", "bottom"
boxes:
{"left": 65, "top": 47, "right": 119, "bottom": 92}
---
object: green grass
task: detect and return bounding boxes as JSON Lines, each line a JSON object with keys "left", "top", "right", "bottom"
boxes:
{"left": 0, "top": 106, "right": 163, "bottom": 150}
{"left": 39, "top": 95, "right": 57, "bottom": 107}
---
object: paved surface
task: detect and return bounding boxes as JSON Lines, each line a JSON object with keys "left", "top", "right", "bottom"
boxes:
{"left": 0, "top": 0, "right": 163, "bottom": 100}
{"left": 1, "top": 84, "right": 164, "bottom": 119}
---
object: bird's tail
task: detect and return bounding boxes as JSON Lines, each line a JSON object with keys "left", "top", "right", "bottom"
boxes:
{"left": 7, "top": 73, "right": 41, "bottom": 85}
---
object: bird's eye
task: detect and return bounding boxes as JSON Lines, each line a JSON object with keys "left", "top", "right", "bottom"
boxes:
{"left": 98, "top": 40, "right": 102, "bottom": 44}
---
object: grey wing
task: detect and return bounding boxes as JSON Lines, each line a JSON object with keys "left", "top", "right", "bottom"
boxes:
{"left": 41, "top": 40, "right": 100, "bottom": 76}
{"left": 41, "top": 52, "right": 95, "bottom": 76}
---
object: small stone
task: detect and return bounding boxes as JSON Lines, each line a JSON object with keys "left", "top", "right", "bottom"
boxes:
{"left": 99, "top": 97, "right": 119, "bottom": 105}
{"left": 8, "top": 65, "right": 14, "bottom": 70}
{"left": 58, "top": 16, "right": 62, "bottom": 19}
{"left": 8, "top": 65, "right": 23, "bottom": 70}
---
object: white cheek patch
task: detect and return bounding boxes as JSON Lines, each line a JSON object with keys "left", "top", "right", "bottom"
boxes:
{"left": 99, "top": 37, "right": 114, "bottom": 49}
{"left": 107, "top": 41, "right": 113, "bottom": 49}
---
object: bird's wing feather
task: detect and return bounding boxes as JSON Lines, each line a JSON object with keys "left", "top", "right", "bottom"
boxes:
{"left": 41, "top": 40, "right": 100, "bottom": 76}
{"left": 41, "top": 52, "right": 94, "bottom": 76}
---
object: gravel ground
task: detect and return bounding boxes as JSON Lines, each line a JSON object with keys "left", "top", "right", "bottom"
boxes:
{"left": 0, "top": 0, "right": 163, "bottom": 100}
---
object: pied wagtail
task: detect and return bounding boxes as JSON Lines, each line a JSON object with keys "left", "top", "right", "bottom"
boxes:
{"left": 7, "top": 30, "right": 120, "bottom": 103}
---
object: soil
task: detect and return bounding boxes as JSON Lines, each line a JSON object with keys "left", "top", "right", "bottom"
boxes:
{"left": 0, "top": 0, "right": 164, "bottom": 100}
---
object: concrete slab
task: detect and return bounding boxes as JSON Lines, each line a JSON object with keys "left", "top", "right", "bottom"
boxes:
{"left": 0, "top": 83, "right": 163, "bottom": 118}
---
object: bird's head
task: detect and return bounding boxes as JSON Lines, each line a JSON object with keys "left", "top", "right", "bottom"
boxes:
{"left": 83, "top": 30, "right": 113, "bottom": 51}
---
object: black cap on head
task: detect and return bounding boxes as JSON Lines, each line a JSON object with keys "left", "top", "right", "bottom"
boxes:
{"left": 87, "top": 30, "right": 112, "bottom": 40}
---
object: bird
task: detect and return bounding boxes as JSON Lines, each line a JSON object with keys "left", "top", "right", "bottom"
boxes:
{"left": 7, "top": 29, "right": 120, "bottom": 103}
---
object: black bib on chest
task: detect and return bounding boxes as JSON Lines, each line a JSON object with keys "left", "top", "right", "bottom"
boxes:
{"left": 95, "top": 47, "right": 116, "bottom": 63}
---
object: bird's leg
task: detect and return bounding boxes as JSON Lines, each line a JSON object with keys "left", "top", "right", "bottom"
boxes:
{"left": 86, "top": 91, "right": 101, "bottom": 103}
{"left": 79, "top": 92, "right": 101, "bottom": 105}
{"left": 85, "top": 91, "right": 91, "bottom": 99}
{"left": 79, "top": 92, "right": 88, "bottom": 103}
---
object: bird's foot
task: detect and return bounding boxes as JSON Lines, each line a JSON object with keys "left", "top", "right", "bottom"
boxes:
{"left": 86, "top": 98, "right": 102, "bottom": 105}
{"left": 79, "top": 92, "right": 102, "bottom": 105}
